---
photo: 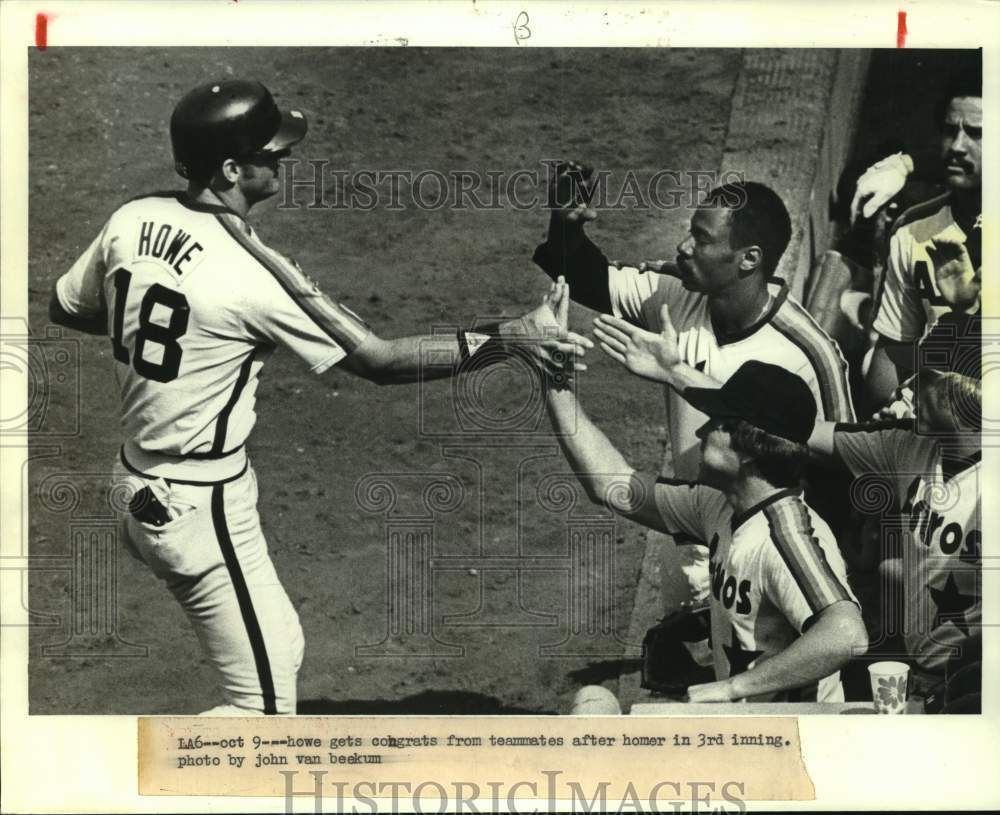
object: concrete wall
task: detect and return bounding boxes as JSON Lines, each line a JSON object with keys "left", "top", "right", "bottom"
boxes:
{"left": 719, "top": 49, "right": 872, "bottom": 299}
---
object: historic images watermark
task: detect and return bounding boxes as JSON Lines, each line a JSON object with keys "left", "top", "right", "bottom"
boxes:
{"left": 351, "top": 326, "right": 634, "bottom": 659}
{"left": 278, "top": 159, "right": 746, "bottom": 213}
{"left": 281, "top": 769, "right": 748, "bottom": 814}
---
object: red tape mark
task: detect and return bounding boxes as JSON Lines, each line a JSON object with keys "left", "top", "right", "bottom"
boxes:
{"left": 35, "top": 12, "right": 47, "bottom": 49}
{"left": 896, "top": 11, "right": 907, "bottom": 48}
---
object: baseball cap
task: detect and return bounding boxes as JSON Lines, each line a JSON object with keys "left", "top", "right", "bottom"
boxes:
{"left": 917, "top": 311, "right": 981, "bottom": 380}
{"left": 684, "top": 361, "right": 817, "bottom": 444}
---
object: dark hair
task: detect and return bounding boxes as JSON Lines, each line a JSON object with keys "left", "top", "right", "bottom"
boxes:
{"left": 721, "top": 418, "right": 809, "bottom": 488}
{"left": 184, "top": 161, "right": 218, "bottom": 186}
{"left": 935, "top": 54, "right": 982, "bottom": 122}
{"left": 704, "top": 182, "right": 792, "bottom": 277}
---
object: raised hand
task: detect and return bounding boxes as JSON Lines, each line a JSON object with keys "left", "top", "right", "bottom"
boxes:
{"left": 528, "top": 277, "right": 593, "bottom": 383}
{"left": 593, "top": 304, "right": 680, "bottom": 383}
{"left": 850, "top": 152, "right": 912, "bottom": 225}
{"left": 929, "top": 235, "right": 981, "bottom": 312}
{"left": 547, "top": 160, "right": 598, "bottom": 225}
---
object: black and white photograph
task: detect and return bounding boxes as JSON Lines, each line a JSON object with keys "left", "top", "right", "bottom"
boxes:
{"left": 1, "top": 1, "right": 996, "bottom": 812}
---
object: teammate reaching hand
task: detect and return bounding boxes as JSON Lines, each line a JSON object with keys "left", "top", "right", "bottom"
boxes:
{"left": 534, "top": 161, "right": 855, "bottom": 632}
{"left": 540, "top": 285, "right": 867, "bottom": 703}
{"left": 591, "top": 302, "right": 982, "bottom": 711}
{"left": 48, "top": 79, "right": 589, "bottom": 715}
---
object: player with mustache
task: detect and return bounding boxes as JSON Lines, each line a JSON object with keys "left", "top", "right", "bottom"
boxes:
{"left": 861, "top": 65, "right": 982, "bottom": 409}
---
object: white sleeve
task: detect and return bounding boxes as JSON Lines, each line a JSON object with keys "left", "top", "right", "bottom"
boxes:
{"left": 872, "top": 230, "right": 925, "bottom": 342}
{"left": 241, "top": 247, "right": 372, "bottom": 374}
{"left": 832, "top": 421, "right": 912, "bottom": 478}
{"left": 607, "top": 266, "right": 681, "bottom": 330}
{"left": 652, "top": 479, "right": 713, "bottom": 545}
{"left": 55, "top": 224, "right": 109, "bottom": 317}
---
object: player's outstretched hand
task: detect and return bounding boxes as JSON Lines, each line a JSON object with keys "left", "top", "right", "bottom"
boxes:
{"left": 593, "top": 304, "right": 680, "bottom": 383}
{"left": 685, "top": 678, "right": 735, "bottom": 703}
{"left": 929, "top": 235, "right": 981, "bottom": 313}
{"left": 849, "top": 152, "right": 912, "bottom": 224}
{"left": 526, "top": 277, "right": 593, "bottom": 383}
{"left": 547, "top": 160, "right": 598, "bottom": 225}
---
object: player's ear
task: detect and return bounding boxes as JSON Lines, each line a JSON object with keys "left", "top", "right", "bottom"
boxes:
{"left": 220, "top": 158, "right": 242, "bottom": 185}
{"left": 738, "top": 245, "right": 763, "bottom": 277}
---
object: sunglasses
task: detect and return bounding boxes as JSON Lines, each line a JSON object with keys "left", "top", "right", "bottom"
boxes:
{"left": 240, "top": 148, "right": 293, "bottom": 163}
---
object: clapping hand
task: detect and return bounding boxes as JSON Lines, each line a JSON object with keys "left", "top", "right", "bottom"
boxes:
{"left": 592, "top": 304, "right": 681, "bottom": 383}
{"left": 929, "top": 235, "right": 981, "bottom": 313}
{"left": 529, "top": 276, "right": 593, "bottom": 385}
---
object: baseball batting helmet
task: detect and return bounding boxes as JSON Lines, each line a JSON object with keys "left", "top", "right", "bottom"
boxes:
{"left": 170, "top": 79, "right": 308, "bottom": 181}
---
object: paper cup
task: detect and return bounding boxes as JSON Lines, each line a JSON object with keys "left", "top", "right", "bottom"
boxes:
{"left": 868, "top": 661, "right": 910, "bottom": 714}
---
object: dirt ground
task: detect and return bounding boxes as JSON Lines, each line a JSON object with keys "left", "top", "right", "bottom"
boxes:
{"left": 26, "top": 47, "right": 741, "bottom": 715}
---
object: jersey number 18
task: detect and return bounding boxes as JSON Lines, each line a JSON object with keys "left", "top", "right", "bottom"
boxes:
{"left": 110, "top": 267, "right": 190, "bottom": 383}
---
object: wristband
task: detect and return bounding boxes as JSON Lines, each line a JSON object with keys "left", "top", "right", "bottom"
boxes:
{"left": 456, "top": 322, "right": 509, "bottom": 366}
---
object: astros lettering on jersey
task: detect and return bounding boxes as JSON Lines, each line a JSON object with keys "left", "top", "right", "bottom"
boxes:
{"left": 606, "top": 264, "right": 856, "bottom": 612}
{"left": 652, "top": 478, "right": 859, "bottom": 702}
{"left": 833, "top": 419, "right": 981, "bottom": 679}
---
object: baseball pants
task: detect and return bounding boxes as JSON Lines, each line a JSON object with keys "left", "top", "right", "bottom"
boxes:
{"left": 113, "top": 458, "right": 304, "bottom": 714}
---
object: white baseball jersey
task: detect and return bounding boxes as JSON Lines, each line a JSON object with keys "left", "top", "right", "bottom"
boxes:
{"left": 608, "top": 267, "right": 856, "bottom": 479}
{"left": 653, "top": 480, "right": 859, "bottom": 702}
{"left": 873, "top": 193, "right": 968, "bottom": 343}
{"left": 834, "top": 420, "right": 981, "bottom": 676}
{"left": 56, "top": 192, "right": 371, "bottom": 479}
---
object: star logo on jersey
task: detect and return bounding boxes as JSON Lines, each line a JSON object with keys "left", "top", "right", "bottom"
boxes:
{"left": 723, "top": 628, "right": 763, "bottom": 677}
{"left": 929, "top": 572, "right": 977, "bottom": 637}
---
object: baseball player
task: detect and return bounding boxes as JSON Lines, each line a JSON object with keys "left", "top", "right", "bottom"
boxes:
{"left": 593, "top": 304, "right": 981, "bottom": 710}
{"left": 48, "top": 79, "right": 588, "bottom": 715}
{"left": 864, "top": 65, "right": 982, "bottom": 409}
{"left": 809, "top": 311, "right": 982, "bottom": 709}
{"left": 535, "top": 166, "right": 855, "bottom": 627}
{"left": 542, "top": 282, "right": 867, "bottom": 702}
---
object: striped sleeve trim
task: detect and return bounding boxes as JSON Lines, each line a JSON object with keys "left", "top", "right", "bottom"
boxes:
{"left": 772, "top": 301, "right": 856, "bottom": 421}
{"left": 763, "top": 496, "right": 853, "bottom": 617}
{"left": 216, "top": 214, "right": 371, "bottom": 352}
